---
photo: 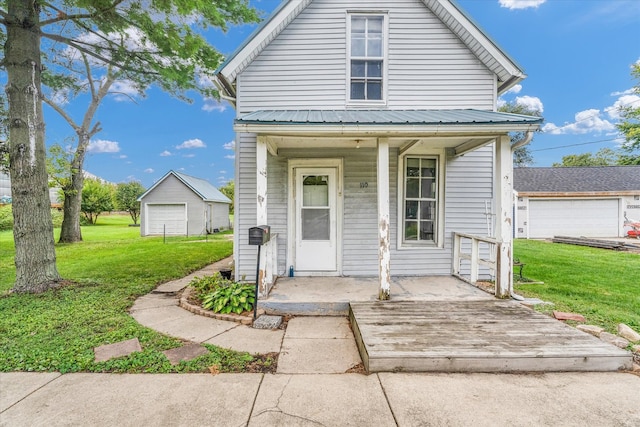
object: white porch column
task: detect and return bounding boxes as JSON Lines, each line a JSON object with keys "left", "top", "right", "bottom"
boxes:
{"left": 377, "top": 138, "right": 391, "bottom": 300}
{"left": 256, "top": 136, "right": 268, "bottom": 225}
{"left": 256, "top": 136, "right": 268, "bottom": 293}
{"left": 495, "top": 135, "right": 513, "bottom": 298}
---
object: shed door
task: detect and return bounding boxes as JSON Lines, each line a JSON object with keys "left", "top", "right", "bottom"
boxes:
{"left": 146, "top": 204, "right": 187, "bottom": 235}
{"left": 295, "top": 168, "right": 338, "bottom": 272}
{"left": 529, "top": 199, "right": 619, "bottom": 238}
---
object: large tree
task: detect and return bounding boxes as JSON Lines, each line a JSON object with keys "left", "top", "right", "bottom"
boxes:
{"left": 617, "top": 63, "right": 640, "bottom": 154}
{"left": 1, "top": 0, "right": 259, "bottom": 293}
{"left": 114, "top": 180, "right": 145, "bottom": 225}
{"left": 552, "top": 148, "right": 618, "bottom": 167}
{"left": 498, "top": 101, "right": 542, "bottom": 167}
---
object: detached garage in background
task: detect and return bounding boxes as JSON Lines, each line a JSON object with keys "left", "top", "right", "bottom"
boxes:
{"left": 139, "top": 170, "right": 231, "bottom": 237}
{"left": 514, "top": 166, "right": 640, "bottom": 239}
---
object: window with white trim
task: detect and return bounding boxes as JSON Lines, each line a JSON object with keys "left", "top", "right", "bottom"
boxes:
{"left": 349, "top": 14, "right": 384, "bottom": 101}
{"left": 403, "top": 157, "right": 438, "bottom": 243}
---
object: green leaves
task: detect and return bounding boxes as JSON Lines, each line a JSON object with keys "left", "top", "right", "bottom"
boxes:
{"left": 202, "top": 282, "right": 255, "bottom": 315}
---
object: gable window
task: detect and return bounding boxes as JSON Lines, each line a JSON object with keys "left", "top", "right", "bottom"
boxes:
{"left": 403, "top": 157, "right": 438, "bottom": 244}
{"left": 349, "top": 14, "right": 385, "bottom": 101}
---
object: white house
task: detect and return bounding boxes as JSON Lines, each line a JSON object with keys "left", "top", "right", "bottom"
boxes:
{"left": 514, "top": 166, "right": 640, "bottom": 239}
{"left": 139, "top": 170, "right": 231, "bottom": 237}
{"left": 214, "top": 0, "right": 542, "bottom": 298}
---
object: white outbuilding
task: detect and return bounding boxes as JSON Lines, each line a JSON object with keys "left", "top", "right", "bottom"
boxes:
{"left": 139, "top": 170, "right": 231, "bottom": 237}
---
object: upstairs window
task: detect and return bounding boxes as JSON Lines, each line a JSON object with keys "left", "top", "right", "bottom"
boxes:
{"left": 349, "top": 15, "right": 385, "bottom": 101}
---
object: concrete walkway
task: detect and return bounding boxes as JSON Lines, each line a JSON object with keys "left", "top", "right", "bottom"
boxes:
{"left": 2, "top": 261, "right": 640, "bottom": 426}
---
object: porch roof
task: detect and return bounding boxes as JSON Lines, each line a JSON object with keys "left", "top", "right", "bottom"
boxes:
{"left": 235, "top": 109, "right": 542, "bottom": 136}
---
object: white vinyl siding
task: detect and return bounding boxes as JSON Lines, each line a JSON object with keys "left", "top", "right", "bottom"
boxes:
{"left": 237, "top": 0, "right": 494, "bottom": 113}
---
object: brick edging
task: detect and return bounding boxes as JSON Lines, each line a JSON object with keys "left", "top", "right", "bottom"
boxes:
{"left": 179, "top": 286, "right": 263, "bottom": 326}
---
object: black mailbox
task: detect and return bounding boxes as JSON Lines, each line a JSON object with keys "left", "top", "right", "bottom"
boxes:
{"left": 249, "top": 225, "right": 271, "bottom": 245}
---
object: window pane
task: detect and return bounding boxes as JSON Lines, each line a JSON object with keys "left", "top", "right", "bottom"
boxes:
{"left": 420, "top": 201, "right": 435, "bottom": 220}
{"left": 421, "top": 159, "right": 436, "bottom": 177}
{"left": 420, "top": 221, "right": 434, "bottom": 241}
{"left": 406, "top": 201, "right": 418, "bottom": 219}
{"left": 351, "top": 82, "right": 365, "bottom": 99}
{"left": 367, "top": 81, "right": 382, "bottom": 100}
{"left": 405, "top": 221, "right": 418, "bottom": 240}
{"left": 368, "top": 16, "right": 383, "bottom": 33}
{"left": 406, "top": 178, "right": 419, "bottom": 198}
{"left": 303, "top": 175, "right": 328, "bottom": 207}
{"left": 351, "top": 60, "right": 365, "bottom": 77}
{"left": 367, "top": 61, "right": 382, "bottom": 77}
{"left": 351, "top": 37, "right": 365, "bottom": 57}
{"left": 421, "top": 179, "right": 435, "bottom": 198}
{"left": 406, "top": 158, "right": 420, "bottom": 177}
{"left": 367, "top": 38, "right": 383, "bottom": 57}
{"left": 352, "top": 16, "right": 366, "bottom": 33}
{"left": 302, "top": 209, "right": 330, "bottom": 240}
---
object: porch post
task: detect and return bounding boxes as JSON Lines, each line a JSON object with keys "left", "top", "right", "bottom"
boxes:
{"left": 494, "top": 135, "right": 513, "bottom": 298}
{"left": 377, "top": 138, "right": 391, "bottom": 300}
{"left": 256, "top": 136, "right": 268, "bottom": 294}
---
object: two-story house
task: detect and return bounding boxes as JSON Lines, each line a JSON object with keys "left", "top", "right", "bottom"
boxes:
{"left": 214, "top": 0, "right": 542, "bottom": 299}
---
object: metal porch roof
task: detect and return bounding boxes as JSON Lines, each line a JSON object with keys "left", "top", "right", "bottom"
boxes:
{"left": 235, "top": 109, "right": 543, "bottom": 126}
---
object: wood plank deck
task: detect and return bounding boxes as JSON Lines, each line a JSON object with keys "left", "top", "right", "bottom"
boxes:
{"left": 349, "top": 300, "right": 633, "bottom": 373}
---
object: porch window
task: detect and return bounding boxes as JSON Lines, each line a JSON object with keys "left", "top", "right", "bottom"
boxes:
{"left": 349, "top": 14, "right": 385, "bottom": 101}
{"left": 403, "top": 157, "right": 438, "bottom": 244}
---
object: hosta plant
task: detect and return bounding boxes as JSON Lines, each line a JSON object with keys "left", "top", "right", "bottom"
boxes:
{"left": 202, "top": 283, "right": 255, "bottom": 314}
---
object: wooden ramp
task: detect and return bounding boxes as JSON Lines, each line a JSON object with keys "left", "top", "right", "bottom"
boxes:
{"left": 349, "top": 300, "right": 633, "bottom": 373}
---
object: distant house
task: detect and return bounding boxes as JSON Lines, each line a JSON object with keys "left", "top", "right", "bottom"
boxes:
{"left": 514, "top": 166, "right": 640, "bottom": 238}
{"left": 213, "top": 0, "right": 542, "bottom": 298}
{"left": 138, "top": 170, "right": 231, "bottom": 236}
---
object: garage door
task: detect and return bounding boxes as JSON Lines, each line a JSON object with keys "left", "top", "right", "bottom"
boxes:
{"left": 529, "top": 199, "right": 619, "bottom": 238}
{"left": 146, "top": 204, "right": 186, "bottom": 235}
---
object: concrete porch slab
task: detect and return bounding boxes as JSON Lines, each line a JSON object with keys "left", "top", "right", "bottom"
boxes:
{"left": 204, "top": 325, "right": 284, "bottom": 355}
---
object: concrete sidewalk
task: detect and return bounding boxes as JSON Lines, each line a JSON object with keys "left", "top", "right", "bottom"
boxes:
{"left": 2, "top": 371, "right": 639, "bottom": 426}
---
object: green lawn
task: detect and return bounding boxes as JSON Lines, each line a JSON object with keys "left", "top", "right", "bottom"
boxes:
{"left": 514, "top": 239, "right": 640, "bottom": 333}
{"left": 0, "top": 214, "right": 262, "bottom": 373}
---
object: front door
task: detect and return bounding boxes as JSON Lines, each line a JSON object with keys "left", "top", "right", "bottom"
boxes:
{"left": 295, "top": 167, "right": 338, "bottom": 272}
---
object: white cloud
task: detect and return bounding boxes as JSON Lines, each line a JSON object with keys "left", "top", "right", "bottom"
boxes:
{"left": 144, "top": 168, "right": 154, "bottom": 173}
{"left": 160, "top": 150, "right": 172, "bottom": 157}
{"left": 176, "top": 138, "right": 206, "bottom": 149}
{"left": 88, "top": 139, "right": 120, "bottom": 153}
{"left": 499, "top": 0, "right": 546, "bottom": 10}
{"left": 605, "top": 94, "right": 640, "bottom": 120}
{"left": 109, "top": 80, "right": 140, "bottom": 102}
{"left": 543, "top": 109, "right": 615, "bottom": 135}
{"left": 219, "top": 170, "right": 227, "bottom": 175}
{"left": 183, "top": 154, "right": 196, "bottom": 158}
{"left": 202, "top": 99, "right": 226, "bottom": 112}
{"left": 223, "top": 140, "right": 235, "bottom": 150}
{"left": 117, "top": 154, "right": 127, "bottom": 159}
{"left": 225, "top": 154, "right": 235, "bottom": 160}
{"left": 504, "top": 84, "right": 522, "bottom": 95}
{"left": 514, "top": 95, "right": 544, "bottom": 113}
{"left": 611, "top": 89, "right": 635, "bottom": 97}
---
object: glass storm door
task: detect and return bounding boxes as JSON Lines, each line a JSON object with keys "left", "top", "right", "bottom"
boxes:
{"left": 295, "top": 168, "right": 337, "bottom": 272}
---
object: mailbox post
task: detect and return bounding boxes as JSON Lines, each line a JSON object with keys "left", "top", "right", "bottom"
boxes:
{"left": 248, "top": 225, "right": 271, "bottom": 320}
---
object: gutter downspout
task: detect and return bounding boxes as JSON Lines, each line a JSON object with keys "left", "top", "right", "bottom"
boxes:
{"left": 509, "top": 130, "right": 533, "bottom": 301}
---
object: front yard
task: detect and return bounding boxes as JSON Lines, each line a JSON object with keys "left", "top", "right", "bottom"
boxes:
{"left": 514, "top": 239, "right": 640, "bottom": 333}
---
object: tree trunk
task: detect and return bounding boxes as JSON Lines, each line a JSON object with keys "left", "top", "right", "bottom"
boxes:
{"left": 58, "top": 135, "right": 88, "bottom": 243}
{"left": 6, "top": 0, "right": 61, "bottom": 292}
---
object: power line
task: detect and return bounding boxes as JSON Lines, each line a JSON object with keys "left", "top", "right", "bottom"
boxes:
{"left": 532, "top": 137, "right": 621, "bottom": 152}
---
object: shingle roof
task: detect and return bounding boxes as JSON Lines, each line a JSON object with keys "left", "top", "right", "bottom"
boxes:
{"left": 514, "top": 166, "right": 640, "bottom": 193}
{"left": 236, "top": 109, "right": 542, "bottom": 126}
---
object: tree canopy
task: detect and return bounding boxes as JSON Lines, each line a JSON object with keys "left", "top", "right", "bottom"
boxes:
{"left": 114, "top": 181, "right": 145, "bottom": 224}
{"left": 616, "top": 63, "right": 640, "bottom": 152}
{"left": 552, "top": 147, "right": 639, "bottom": 167}
{"left": 1, "top": 0, "right": 260, "bottom": 292}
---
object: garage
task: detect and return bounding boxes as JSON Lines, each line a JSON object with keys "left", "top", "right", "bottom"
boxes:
{"left": 145, "top": 204, "right": 187, "bottom": 235}
{"left": 528, "top": 199, "right": 619, "bottom": 238}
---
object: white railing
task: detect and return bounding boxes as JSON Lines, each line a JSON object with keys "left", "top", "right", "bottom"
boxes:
{"left": 258, "top": 233, "right": 278, "bottom": 297}
{"left": 452, "top": 232, "right": 502, "bottom": 296}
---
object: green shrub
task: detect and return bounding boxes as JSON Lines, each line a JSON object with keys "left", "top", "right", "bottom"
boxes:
{"left": 202, "top": 282, "right": 255, "bottom": 314}
{"left": 189, "top": 272, "right": 233, "bottom": 301}
{"left": 51, "top": 209, "right": 63, "bottom": 228}
{"left": 0, "top": 205, "right": 12, "bottom": 231}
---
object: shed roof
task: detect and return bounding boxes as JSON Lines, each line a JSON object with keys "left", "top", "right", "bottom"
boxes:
{"left": 236, "top": 109, "right": 542, "bottom": 126}
{"left": 215, "top": 0, "right": 526, "bottom": 98}
{"left": 514, "top": 166, "right": 640, "bottom": 193}
{"left": 139, "top": 170, "right": 231, "bottom": 203}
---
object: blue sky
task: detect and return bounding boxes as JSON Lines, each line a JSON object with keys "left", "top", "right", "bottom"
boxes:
{"left": 42, "top": 0, "right": 640, "bottom": 189}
